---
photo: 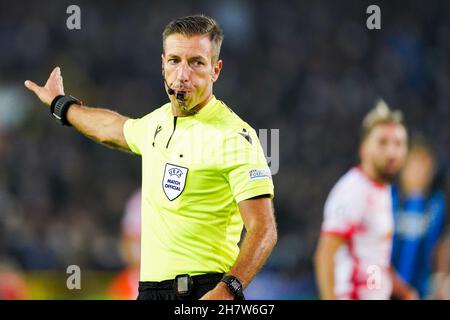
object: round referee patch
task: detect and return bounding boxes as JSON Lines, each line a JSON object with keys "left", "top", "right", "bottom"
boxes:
{"left": 162, "top": 163, "right": 189, "bottom": 201}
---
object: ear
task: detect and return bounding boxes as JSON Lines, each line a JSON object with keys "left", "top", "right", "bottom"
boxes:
{"left": 161, "top": 53, "right": 166, "bottom": 75}
{"left": 211, "top": 59, "right": 223, "bottom": 83}
{"left": 358, "top": 143, "right": 365, "bottom": 162}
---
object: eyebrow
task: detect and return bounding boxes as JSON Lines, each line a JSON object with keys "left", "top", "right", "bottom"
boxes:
{"left": 166, "top": 54, "right": 208, "bottom": 62}
{"left": 189, "top": 55, "right": 207, "bottom": 61}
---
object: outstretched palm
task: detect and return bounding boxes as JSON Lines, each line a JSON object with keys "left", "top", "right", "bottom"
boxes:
{"left": 24, "top": 66, "right": 65, "bottom": 106}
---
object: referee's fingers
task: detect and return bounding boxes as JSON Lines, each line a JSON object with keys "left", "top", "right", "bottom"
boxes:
{"left": 50, "top": 66, "right": 60, "bottom": 78}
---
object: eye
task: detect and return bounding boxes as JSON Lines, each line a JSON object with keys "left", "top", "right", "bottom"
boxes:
{"left": 192, "top": 60, "right": 205, "bottom": 67}
{"left": 168, "top": 58, "right": 179, "bottom": 65}
{"left": 378, "top": 138, "right": 388, "bottom": 147}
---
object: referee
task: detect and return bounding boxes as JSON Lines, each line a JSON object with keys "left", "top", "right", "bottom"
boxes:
{"left": 24, "top": 15, "right": 277, "bottom": 300}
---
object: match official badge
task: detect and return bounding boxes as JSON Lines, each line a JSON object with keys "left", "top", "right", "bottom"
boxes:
{"left": 162, "top": 163, "right": 188, "bottom": 201}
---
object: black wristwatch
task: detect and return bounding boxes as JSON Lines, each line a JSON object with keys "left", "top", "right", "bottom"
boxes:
{"left": 221, "top": 275, "right": 245, "bottom": 300}
{"left": 50, "top": 95, "right": 82, "bottom": 126}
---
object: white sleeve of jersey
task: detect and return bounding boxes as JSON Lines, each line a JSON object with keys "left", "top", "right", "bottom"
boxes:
{"left": 321, "top": 178, "right": 364, "bottom": 238}
{"left": 121, "top": 189, "right": 141, "bottom": 238}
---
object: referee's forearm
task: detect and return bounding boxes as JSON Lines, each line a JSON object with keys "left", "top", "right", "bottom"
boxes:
{"left": 66, "top": 104, "right": 130, "bottom": 152}
{"left": 227, "top": 221, "right": 277, "bottom": 289}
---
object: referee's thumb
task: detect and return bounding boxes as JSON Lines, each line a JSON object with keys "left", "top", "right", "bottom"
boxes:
{"left": 24, "top": 80, "right": 40, "bottom": 93}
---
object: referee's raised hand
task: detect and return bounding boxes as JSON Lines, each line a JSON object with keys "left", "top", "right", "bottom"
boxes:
{"left": 24, "top": 66, "right": 65, "bottom": 106}
{"left": 24, "top": 66, "right": 130, "bottom": 151}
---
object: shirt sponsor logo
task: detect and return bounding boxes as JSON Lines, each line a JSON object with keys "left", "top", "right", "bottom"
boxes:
{"left": 248, "top": 168, "right": 272, "bottom": 181}
{"left": 163, "top": 163, "right": 188, "bottom": 201}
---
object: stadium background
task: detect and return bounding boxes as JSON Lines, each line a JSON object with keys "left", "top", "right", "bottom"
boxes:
{"left": 0, "top": 0, "right": 449, "bottom": 299}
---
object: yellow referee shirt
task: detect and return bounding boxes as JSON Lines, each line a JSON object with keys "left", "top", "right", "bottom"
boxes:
{"left": 123, "top": 95, "right": 274, "bottom": 281}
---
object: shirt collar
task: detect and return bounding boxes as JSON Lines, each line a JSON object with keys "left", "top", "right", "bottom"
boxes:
{"left": 192, "top": 95, "right": 220, "bottom": 121}
{"left": 166, "top": 95, "right": 220, "bottom": 121}
{"left": 355, "top": 165, "right": 387, "bottom": 189}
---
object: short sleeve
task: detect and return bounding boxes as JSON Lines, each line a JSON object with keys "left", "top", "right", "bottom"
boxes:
{"left": 221, "top": 127, "right": 274, "bottom": 204}
{"left": 123, "top": 114, "right": 153, "bottom": 155}
{"left": 121, "top": 189, "right": 141, "bottom": 239}
{"left": 321, "top": 183, "right": 363, "bottom": 239}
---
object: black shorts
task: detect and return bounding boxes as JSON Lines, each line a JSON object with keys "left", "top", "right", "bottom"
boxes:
{"left": 137, "top": 273, "right": 224, "bottom": 300}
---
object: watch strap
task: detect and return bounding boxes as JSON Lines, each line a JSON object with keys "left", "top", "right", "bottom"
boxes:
{"left": 221, "top": 275, "right": 245, "bottom": 300}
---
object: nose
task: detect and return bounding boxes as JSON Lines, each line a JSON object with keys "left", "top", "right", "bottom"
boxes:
{"left": 175, "top": 62, "right": 190, "bottom": 83}
{"left": 386, "top": 142, "right": 402, "bottom": 160}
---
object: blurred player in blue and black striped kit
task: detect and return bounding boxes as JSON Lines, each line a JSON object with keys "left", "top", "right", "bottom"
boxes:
{"left": 391, "top": 137, "right": 449, "bottom": 299}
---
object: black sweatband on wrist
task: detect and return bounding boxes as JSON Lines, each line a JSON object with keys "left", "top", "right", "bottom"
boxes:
{"left": 50, "top": 95, "right": 82, "bottom": 126}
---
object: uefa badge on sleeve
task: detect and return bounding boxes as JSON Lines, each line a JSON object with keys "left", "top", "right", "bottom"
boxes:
{"left": 248, "top": 168, "right": 272, "bottom": 181}
{"left": 162, "top": 163, "right": 189, "bottom": 201}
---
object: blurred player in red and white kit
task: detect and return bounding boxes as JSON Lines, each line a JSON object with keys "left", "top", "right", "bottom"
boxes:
{"left": 314, "top": 100, "right": 418, "bottom": 300}
{"left": 107, "top": 189, "right": 141, "bottom": 299}
{"left": 0, "top": 257, "right": 28, "bottom": 300}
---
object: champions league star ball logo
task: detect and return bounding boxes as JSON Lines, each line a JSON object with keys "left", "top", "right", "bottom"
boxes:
{"left": 163, "top": 163, "right": 189, "bottom": 201}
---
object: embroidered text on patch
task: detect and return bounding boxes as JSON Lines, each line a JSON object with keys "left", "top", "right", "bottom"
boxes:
{"left": 248, "top": 168, "right": 272, "bottom": 181}
{"left": 163, "top": 163, "right": 188, "bottom": 201}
